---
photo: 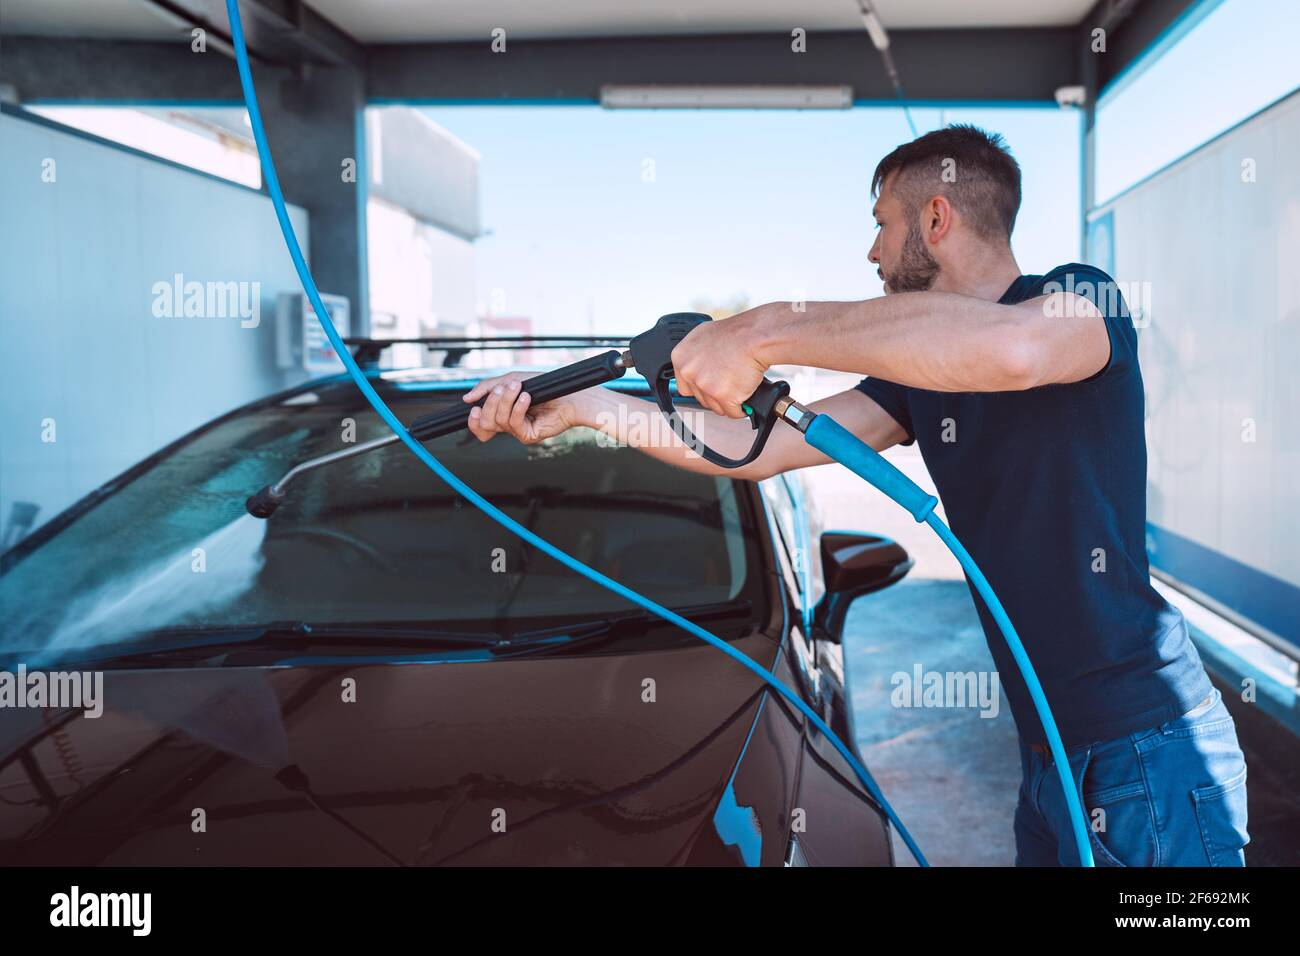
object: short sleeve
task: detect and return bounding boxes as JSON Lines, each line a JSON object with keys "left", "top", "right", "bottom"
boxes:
{"left": 1038, "top": 263, "right": 1138, "bottom": 382}
{"left": 853, "top": 376, "right": 915, "bottom": 445}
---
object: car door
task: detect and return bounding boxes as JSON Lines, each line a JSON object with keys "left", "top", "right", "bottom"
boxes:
{"left": 758, "top": 474, "right": 892, "bottom": 866}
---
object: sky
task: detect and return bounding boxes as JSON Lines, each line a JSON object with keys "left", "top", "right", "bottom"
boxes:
{"left": 421, "top": 104, "right": 1082, "bottom": 336}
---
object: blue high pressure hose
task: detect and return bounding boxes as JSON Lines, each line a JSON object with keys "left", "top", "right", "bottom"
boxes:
{"left": 224, "top": 0, "right": 1092, "bottom": 867}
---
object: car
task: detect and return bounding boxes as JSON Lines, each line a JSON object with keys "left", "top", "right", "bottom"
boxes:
{"left": 0, "top": 340, "right": 913, "bottom": 866}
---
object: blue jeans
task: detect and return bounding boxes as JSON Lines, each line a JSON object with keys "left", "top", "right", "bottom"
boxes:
{"left": 1014, "top": 686, "right": 1250, "bottom": 866}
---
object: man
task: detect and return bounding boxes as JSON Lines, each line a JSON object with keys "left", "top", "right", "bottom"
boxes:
{"left": 462, "top": 125, "right": 1249, "bottom": 867}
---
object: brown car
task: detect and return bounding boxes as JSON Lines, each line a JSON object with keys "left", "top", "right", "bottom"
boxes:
{"left": 0, "top": 354, "right": 911, "bottom": 866}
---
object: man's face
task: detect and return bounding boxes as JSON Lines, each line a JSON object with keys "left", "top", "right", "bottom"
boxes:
{"left": 868, "top": 174, "right": 941, "bottom": 294}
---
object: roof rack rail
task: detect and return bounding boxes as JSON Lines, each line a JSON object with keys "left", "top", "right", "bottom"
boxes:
{"left": 343, "top": 335, "right": 628, "bottom": 369}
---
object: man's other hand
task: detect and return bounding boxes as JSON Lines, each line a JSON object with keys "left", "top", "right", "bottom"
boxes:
{"left": 462, "top": 371, "right": 587, "bottom": 444}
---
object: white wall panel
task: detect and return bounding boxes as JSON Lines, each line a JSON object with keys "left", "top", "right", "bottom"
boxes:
{"left": 0, "top": 111, "right": 311, "bottom": 539}
{"left": 1093, "top": 90, "right": 1300, "bottom": 642}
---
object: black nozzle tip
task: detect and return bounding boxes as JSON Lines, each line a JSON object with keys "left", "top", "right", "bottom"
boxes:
{"left": 246, "top": 486, "right": 284, "bottom": 519}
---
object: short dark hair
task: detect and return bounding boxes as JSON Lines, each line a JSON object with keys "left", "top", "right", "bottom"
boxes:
{"left": 871, "top": 124, "right": 1022, "bottom": 241}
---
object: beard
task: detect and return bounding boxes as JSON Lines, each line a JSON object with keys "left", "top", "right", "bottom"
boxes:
{"left": 880, "top": 221, "right": 940, "bottom": 293}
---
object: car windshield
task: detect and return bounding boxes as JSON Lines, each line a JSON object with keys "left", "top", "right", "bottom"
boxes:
{"left": 0, "top": 380, "right": 760, "bottom": 663}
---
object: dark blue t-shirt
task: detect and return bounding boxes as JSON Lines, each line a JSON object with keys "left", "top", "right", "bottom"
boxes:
{"left": 853, "top": 263, "right": 1212, "bottom": 748}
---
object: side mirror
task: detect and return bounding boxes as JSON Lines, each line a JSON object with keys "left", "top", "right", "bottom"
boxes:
{"left": 811, "top": 531, "right": 913, "bottom": 641}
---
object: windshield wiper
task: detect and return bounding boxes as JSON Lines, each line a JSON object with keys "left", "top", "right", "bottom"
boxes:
{"left": 489, "top": 599, "right": 754, "bottom": 658}
{"left": 6, "top": 622, "right": 505, "bottom": 669}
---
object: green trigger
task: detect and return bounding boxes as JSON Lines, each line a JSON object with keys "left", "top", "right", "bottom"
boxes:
{"left": 742, "top": 403, "right": 754, "bottom": 416}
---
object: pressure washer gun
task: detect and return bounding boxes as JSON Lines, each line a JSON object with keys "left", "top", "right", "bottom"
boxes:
{"left": 247, "top": 310, "right": 929, "bottom": 519}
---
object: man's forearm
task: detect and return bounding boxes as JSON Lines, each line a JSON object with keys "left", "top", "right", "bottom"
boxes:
{"left": 575, "top": 388, "right": 759, "bottom": 478}
{"left": 747, "top": 293, "right": 1036, "bottom": 392}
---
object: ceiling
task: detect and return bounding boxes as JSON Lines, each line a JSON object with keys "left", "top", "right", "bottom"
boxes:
{"left": 2, "top": 0, "right": 1101, "bottom": 43}
{"left": 311, "top": 0, "right": 1100, "bottom": 42}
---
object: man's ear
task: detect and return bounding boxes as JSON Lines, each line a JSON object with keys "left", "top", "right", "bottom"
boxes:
{"left": 926, "top": 195, "right": 954, "bottom": 244}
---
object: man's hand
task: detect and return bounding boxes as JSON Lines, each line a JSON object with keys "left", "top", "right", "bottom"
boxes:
{"left": 462, "top": 371, "right": 589, "bottom": 444}
{"left": 671, "top": 307, "right": 774, "bottom": 418}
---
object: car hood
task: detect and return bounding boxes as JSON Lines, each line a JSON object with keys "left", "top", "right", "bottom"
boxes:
{"left": 0, "top": 632, "right": 780, "bottom": 865}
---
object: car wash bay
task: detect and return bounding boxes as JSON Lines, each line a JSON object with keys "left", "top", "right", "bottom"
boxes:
{"left": 1, "top": 0, "right": 1298, "bottom": 868}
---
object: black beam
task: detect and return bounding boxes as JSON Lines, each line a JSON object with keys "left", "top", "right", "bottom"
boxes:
{"left": 368, "top": 28, "right": 1079, "bottom": 104}
{"left": 0, "top": 36, "right": 258, "bottom": 102}
{"left": 251, "top": 60, "right": 371, "bottom": 332}
{"left": 3, "top": 27, "right": 1085, "bottom": 105}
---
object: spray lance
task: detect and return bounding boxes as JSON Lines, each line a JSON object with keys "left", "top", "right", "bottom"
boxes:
{"left": 224, "top": 0, "right": 1093, "bottom": 867}
{"left": 245, "top": 312, "right": 797, "bottom": 518}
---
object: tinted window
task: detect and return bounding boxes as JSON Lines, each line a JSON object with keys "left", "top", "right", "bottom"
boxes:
{"left": 0, "top": 384, "right": 760, "bottom": 660}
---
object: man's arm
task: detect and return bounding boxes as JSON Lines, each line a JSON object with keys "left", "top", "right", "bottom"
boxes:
{"left": 673, "top": 291, "right": 1111, "bottom": 419}
{"left": 578, "top": 386, "right": 907, "bottom": 482}
{"left": 575, "top": 385, "right": 908, "bottom": 482}
{"left": 753, "top": 292, "right": 1110, "bottom": 390}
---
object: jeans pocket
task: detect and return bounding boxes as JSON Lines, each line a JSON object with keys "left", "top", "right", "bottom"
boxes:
{"left": 1159, "top": 687, "right": 1234, "bottom": 740}
{"left": 1181, "top": 689, "right": 1219, "bottom": 720}
{"left": 1193, "top": 763, "right": 1249, "bottom": 866}
{"left": 1082, "top": 746, "right": 1158, "bottom": 868}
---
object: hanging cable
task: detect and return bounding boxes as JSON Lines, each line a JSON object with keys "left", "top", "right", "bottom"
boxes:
{"left": 856, "top": 0, "right": 920, "bottom": 137}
